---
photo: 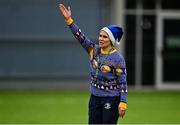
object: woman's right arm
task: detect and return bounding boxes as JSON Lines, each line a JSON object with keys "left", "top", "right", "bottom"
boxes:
{"left": 59, "top": 4, "right": 96, "bottom": 58}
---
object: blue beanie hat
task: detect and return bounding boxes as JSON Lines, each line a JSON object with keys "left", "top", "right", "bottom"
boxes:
{"left": 101, "top": 25, "right": 123, "bottom": 45}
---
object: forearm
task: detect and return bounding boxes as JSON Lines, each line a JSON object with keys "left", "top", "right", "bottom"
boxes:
{"left": 117, "top": 68, "right": 128, "bottom": 110}
{"left": 119, "top": 81, "right": 128, "bottom": 110}
{"left": 120, "top": 80, "right": 128, "bottom": 102}
{"left": 65, "top": 18, "right": 96, "bottom": 53}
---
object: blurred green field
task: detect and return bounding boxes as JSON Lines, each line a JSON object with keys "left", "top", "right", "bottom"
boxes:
{"left": 0, "top": 90, "right": 180, "bottom": 124}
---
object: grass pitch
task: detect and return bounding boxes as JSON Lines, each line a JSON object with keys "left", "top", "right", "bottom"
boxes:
{"left": 0, "top": 90, "right": 180, "bottom": 124}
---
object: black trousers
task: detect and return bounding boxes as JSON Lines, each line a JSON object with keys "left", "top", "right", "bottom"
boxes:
{"left": 88, "top": 94, "right": 120, "bottom": 124}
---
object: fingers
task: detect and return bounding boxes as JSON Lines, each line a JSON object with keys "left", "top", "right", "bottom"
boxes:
{"left": 68, "top": 6, "right": 71, "bottom": 17}
{"left": 59, "top": 4, "right": 66, "bottom": 11}
{"left": 68, "top": 6, "right": 71, "bottom": 11}
{"left": 59, "top": 4, "right": 65, "bottom": 9}
{"left": 59, "top": 4, "right": 71, "bottom": 14}
{"left": 59, "top": 4, "right": 70, "bottom": 11}
{"left": 119, "top": 113, "right": 125, "bottom": 118}
{"left": 119, "top": 109, "right": 126, "bottom": 118}
{"left": 120, "top": 113, "right": 124, "bottom": 118}
{"left": 59, "top": 3, "right": 71, "bottom": 20}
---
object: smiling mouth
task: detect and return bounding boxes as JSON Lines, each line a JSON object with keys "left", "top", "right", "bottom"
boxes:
{"left": 99, "top": 41, "right": 104, "bottom": 45}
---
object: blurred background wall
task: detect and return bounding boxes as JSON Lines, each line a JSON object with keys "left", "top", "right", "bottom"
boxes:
{"left": 0, "top": 0, "right": 180, "bottom": 90}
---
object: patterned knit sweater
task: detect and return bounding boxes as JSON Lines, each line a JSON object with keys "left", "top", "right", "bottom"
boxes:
{"left": 66, "top": 18, "right": 128, "bottom": 109}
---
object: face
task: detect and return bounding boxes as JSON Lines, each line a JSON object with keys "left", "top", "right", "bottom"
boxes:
{"left": 98, "top": 30, "right": 112, "bottom": 49}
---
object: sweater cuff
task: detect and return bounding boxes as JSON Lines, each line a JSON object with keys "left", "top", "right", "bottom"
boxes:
{"left": 65, "top": 18, "right": 73, "bottom": 25}
{"left": 119, "top": 102, "right": 127, "bottom": 110}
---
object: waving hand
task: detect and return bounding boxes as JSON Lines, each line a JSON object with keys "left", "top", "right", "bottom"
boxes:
{"left": 59, "top": 4, "right": 72, "bottom": 20}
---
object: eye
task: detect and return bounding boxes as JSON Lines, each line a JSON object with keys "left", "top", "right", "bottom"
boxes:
{"left": 99, "top": 34, "right": 108, "bottom": 38}
{"left": 103, "top": 35, "right": 108, "bottom": 38}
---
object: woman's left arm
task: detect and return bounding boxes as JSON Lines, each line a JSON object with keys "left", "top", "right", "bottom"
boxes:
{"left": 116, "top": 57, "right": 128, "bottom": 118}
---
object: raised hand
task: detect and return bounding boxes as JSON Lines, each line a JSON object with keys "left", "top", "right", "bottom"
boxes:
{"left": 59, "top": 4, "right": 71, "bottom": 20}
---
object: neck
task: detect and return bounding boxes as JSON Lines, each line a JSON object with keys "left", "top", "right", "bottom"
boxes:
{"left": 101, "top": 46, "right": 113, "bottom": 54}
{"left": 101, "top": 46, "right": 112, "bottom": 52}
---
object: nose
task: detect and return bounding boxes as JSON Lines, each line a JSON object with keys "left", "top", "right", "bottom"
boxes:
{"left": 99, "top": 36, "right": 103, "bottom": 41}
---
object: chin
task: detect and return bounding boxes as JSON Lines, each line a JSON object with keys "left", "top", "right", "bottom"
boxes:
{"left": 99, "top": 44, "right": 105, "bottom": 47}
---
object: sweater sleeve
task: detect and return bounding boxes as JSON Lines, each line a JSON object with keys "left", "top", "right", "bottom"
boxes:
{"left": 116, "top": 56, "right": 128, "bottom": 109}
{"left": 65, "top": 18, "right": 97, "bottom": 58}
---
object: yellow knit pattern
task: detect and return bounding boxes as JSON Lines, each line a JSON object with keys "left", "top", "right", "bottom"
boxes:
{"left": 119, "top": 102, "right": 127, "bottom": 109}
{"left": 65, "top": 18, "right": 73, "bottom": 25}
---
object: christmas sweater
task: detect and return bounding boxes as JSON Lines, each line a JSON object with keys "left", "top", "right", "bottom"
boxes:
{"left": 66, "top": 18, "right": 127, "bottom": 109}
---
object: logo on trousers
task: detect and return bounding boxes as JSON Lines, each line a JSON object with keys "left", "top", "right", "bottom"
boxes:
{"left": 104, "top": 103, "right": 111, "bottom": 109}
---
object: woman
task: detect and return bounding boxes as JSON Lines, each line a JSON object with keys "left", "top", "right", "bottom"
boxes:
{"left": 59, "top": 4, "right": 128, "bottom": 124}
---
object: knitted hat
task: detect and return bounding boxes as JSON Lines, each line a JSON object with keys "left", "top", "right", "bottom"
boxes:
{"left": 101, "top": 25, "right": 123, "bottom": 45}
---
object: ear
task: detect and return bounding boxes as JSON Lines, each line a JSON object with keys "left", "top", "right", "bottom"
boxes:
{"left": 110, "top": 42, "right": 113, "bottom": 46}
{"left": 109, "top": 39, "right": 114, "bottom": 46}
